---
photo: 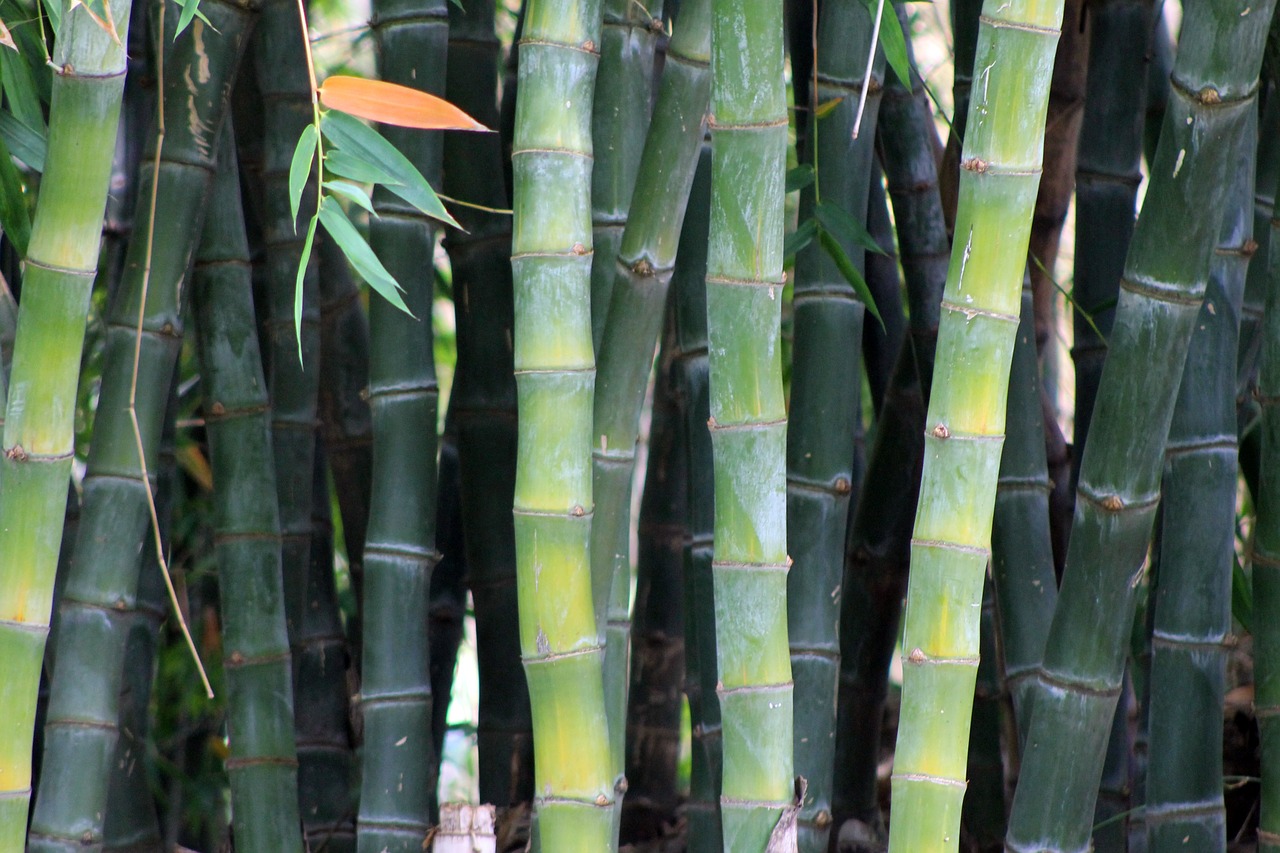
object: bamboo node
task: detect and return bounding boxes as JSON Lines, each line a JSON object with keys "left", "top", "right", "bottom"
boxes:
{"left": 572, "top": 242, "right": 589, "bottom": 255}
{"left": 908, "top": 648, "right": 926, "bottom": 663}
{"left": 815, "top": 809, "right": 832, "bottom": 827}
{"left": 595, "top": 793, "right": 610, "bottom": 806}
{"left": 1101, "top": 495, "right": 1124, "bottom": 511}
{"left": 229, "top": 651, "right": 245, "bottom": 665}
{"left": 632, "top": 258, "right": 654, "bottom": 276}
{"left": 1244, "top": 239, "right": 1260, "bottom": 257}
{"left": 4, "top": 444, "right": 26, "bottom": 461}
{"left": 834, "top": 476, "right": 851, "bottom": 494}
{"left": 571, "top": 504, "right": 586, "bottom": 517}
{"left": 1198, "top": 86, "right": 1222, "bottom": 105}
{"left": 961, "top": 157, "right": 989, "bottom": 174}
{"left": 931, "top": 423, "right": 950, "bottom": 439}
{"left": 359, "top": 386, "right": 371, "bottom": 401}
{"left": 210, "top": 401, "right": 226, "bottom": 416}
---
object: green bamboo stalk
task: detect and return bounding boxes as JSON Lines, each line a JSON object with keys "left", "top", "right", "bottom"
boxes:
{"left": 887, "top": 0, "right": 1063, "bottom": 845}
{"left": 786, "top": 2, "right": 881, "bottom": 849}
{"left": 355, "top": 0, "right": 448, "bottom": 846}
{"left": 590, "top": 0, "right": 664, "bottom": 348}
{"left": 102, "top": 395, "right": 173, "bottom": 853}
{"left": 30, "top": 3, "right": 256, "bottom": 847}
{"left": 673, "top": 144, "right": 723, "bottom": 853}
{"left": 831, "top": 18, "right": 948, "bottom": 836}
{"left": 191, "top": 125, "right": 306, "bottom": 853}
{"left": 317, "top": 233, "right": 373, "bottom": 637}
{"left": 1006, "top": 0, "right": 1275, "bottom": 848}
{"left": 589, "top": 0, "right": 711, "bottom": 789}
{"left": 991, "top": 274, "right": 1055, "bottom": 740}
{"left": 442, "top": 0, "right": 534, "bottom": 811}
{"left": 704, "top": 0, "right": 792, "bottom": 841}
{"left": 0, "top": 5, "right": 134, "bottom": 844}
{"left": 960, "top": 580, "right": 1006, "bottom": 853}
{"left": 1253, "top": 88, "right": 1280, "bottom": 853}
{"left": 620, "top": 313, "right": 687, "bottom": 843}
{"left": 1070, "top": 0, "right": 1152, "bottom": 493}
{"left": 509, "top": 0, "right": 614, "bottom": 842}
{"left": 297, "top": 441, "right": 357, "bottom": 851}
{"left": 1143, "top": 115, "right": 1253, "bottom": 853}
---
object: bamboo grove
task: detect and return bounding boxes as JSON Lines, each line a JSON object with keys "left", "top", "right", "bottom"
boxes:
{"left": 3, "top": 0, "right": 1280, "bottom": 849}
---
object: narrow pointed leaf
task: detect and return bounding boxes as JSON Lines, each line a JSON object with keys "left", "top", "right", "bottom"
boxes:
{"left": 784, "top": 216, "right": 818, "bottom": 260}
{"left": 174, "top": 0, "right": 212, "bottom": 38}
{"left": 0, "top": 109, "right": 46, "bottom": 172}
{"left": 294, "top": 214, "right": 319, "bottom": 362}
{"left": 317, "top": 196, "right": 414, "bottom": 317}
{"left": 858, "top": 0, "right": 911, "bottom": 88}
{"left": 786, "top": 164, "right": 815, "bottom": 193}
{"left": 0, "top": 130, "right": 31, "bottom": 256}
{"left": 320, "top": 110, "right": 460, "bottom": 228}
{"left": 0, "top": 21, "right": 16, "bottom": 51}
{"left": 818, "top": 225, "right": 883, "bottom": 328}
{"left": 814, "top": 96, "right": 844, "bottom": 119}
{"left": 322, "top": 179, "right": 376, "bottom": 216}
{"left": 318, "top": 75, "right": 490, "bottom": 131}
{"left": 814, "top": 199, "right": 884, "bottom": 255}
{"left": 42, "top": 0, "right": 60, "bottom": 37}
{"left": 0, "top": 45, "right": 46, "bottom": 134}
{"left": 324, "top": 147, "right": 400, "bottom": 186}
{"left": 289, "top": 124, "right": 318, "bottom": 228}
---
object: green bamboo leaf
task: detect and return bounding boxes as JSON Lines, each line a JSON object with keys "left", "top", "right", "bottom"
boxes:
{"left": 323, "top": 179, "right": 376, "bottom": 216}
{"left": 41, "top": 0, "right": 60, "bottom": 38}
{"left": 318, "top": 196, "right": 415, "bottom": 318}
{"left": 786, "top": 164, "right": 815, "bottom": 193}
{"left": 0, "top": 109, "right": 46, "bottom": 172}
{"left": 320, "top": 109, "right": 460, "bottom": 228}
{"left": 784, "top": 216, "right": 818, "bottom": 260}
{"left": 814, "top": 199, "right": 884, "bottom": 255}
{"left": 0, "top": 129, "right": 31, "bottom": 256}
{"left": 0, "top": 46, "right": 45, "bottom": 134}
{"left": 289, "top": 124, "right": 318, "bottom": 229}
{"left": 858, "top": 0, "right": 911, "bottom": 89}
{"left": 294, "top": 213, "right": 318, "bottom": 362}
{"left": 324, "top": 147, "right": 401, "bottom": 186}
{"left": 173, "top": 0, "right": 213, "bottom": 38}
{"left": 817, "top": 225, "right": 883, "bottom": 329}
{"left": 814, "top": 96, "right": 844, "bottom": 119}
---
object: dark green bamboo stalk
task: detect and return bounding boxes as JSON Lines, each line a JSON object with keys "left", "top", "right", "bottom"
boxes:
{"left": 620, "top": 313, "right": 687, "bottom": 843}
{"left": 673, "top": 145, "right": 723, "bottom": 853}
{"left": 960, "top": 580, "right": 1007, "bottom": 853}
{"left": 589, "top": 0, "right": 711, "bottom": 792}
{"left": 1070, "top": 0, "right": 1153, "bottom": 492}
{"left": 831, "top": 19, "right": 948, "bottom": 837}
{"left": 1253, "top": 88, "right": 1280, "bottom": 853}
{"left": 590, "top": 0, "right": 664, "bottom": 347}
{"left": 356, "top": 0, "right": 448, "bottom": 847}
{"left": 862, "top": 174, "right": 907, "bottom": 415}
{"left": 888, "top": 0, "right": 1064, "bottom": 844}
{"left": 1143, "top": 116, "right": 1253, "bottom": 853}
{"left": 317, "top": 234, "right": 373, "bottom": 636}
{"left": 430, "top": 417, "right": 469, "bottom": 802}
{"left": 1006, "top": 1, "right": 1275, "bottom": 848}
{"left": 705, "top": 0, "right": 792, "bottom": 841}
{"left": 509, "top": 0, "right": 614, "bottom": 842}
{"left": 442, "top": 0, "right": 533, "bottom": 812}
{"left": 102, "top": 398, "right": 173, "bottom": 853}
{"left": 786, "top": 3, "right": 881, "bottom": 850}
{"left": 1144, "top": 15, "right": 1173, "bottom": 168}
{"left": 30, "top": 4, "right": 257, "bottom": 847}
{"left": 192, "top": 126, "right": 306, "bottom": 853}
{"left": 0, "top": 6, "right": 134, "bottom": 844}
{"left": 991, "top": 275, "right": 1056, "bottom": 741}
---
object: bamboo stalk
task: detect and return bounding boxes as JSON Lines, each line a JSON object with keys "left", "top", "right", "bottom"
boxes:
{"left": 1007, "top": 0, "right": 1275, "bottom": 847}
{"left": 509, "top": 0, "right": 615, "bottom": 841}
{"left": 887, "top": 0, "right": 1063, "bottom": 844}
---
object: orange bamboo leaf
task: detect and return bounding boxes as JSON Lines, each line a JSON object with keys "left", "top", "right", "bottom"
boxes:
{"left": 318, "top": 76, "right": 491, "bottom": 132}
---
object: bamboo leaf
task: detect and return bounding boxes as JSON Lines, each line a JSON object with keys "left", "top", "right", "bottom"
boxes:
{"left": 0, "top": 21, "right": 17, "bottom": 51}
{"left": 288, "top": 124, "right": 317, "bottom": 228}
{"left": 858, "top": 0, "right": 911, "bottom": 89}
{"left": 0, "top": 109, "right": 45, "bottom": 172}
{"left": 318, "top": 196, "right": 415, "bottom": 318}
{"left": 817, "top": 225, "right": 883, "bottom": 329}
{"left": 0, "top": 39, "right": 47, "bottom": 134}
{"left": 785, "top": 164, "right": 814, "bottom": 193}
{"left": 324, "top": 147, "right": 400, "bottom": 186}
{"left": 318, "top": 75, "right": 491, "bottom": 131}
{"left": 320, "top": 110, "right": 460, "bottom": 228}
{"left": 813, "top": 199, "right": 884, "bottom": 255}
{"left": 0, "top": 129, "right": 31, "bottom": 256}
{"left": 69, "top": 0, "right": 122, "bottom": 45}
{"left": 814, "top": 96, "right": 843, "bottom": 119}
{"left": 41, "top": 0, "right": 60, "bottom": 37}
{"left": 323, "top": 179, "right": 376, "bottom": 216}
{"left": 173, "top": 0, "right": 213, "bottom": 38}
{"left": 294, "top": 214, "right": 318, "bottom": 362}
{"left": 784, "top": 216, "right": 818, "bottom": 260}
